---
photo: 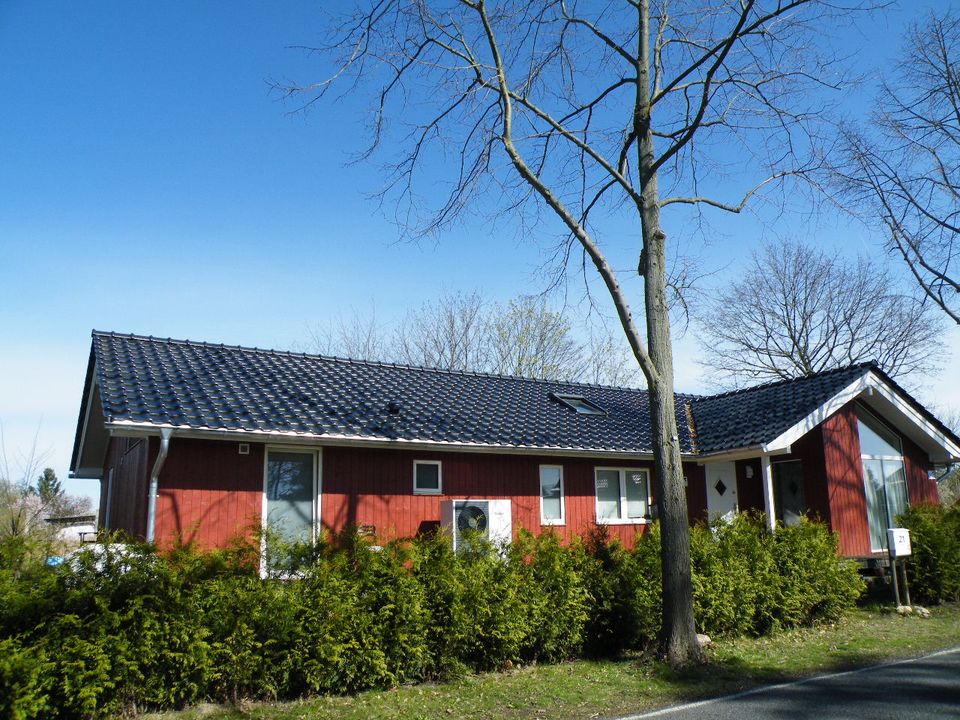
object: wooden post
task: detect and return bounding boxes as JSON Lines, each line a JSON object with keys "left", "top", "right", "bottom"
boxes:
{"left": 760, "top": 454, "right": 776, "bottom": 532}
{"left": 891, "top": 557, "right": 901, "bottom": 606}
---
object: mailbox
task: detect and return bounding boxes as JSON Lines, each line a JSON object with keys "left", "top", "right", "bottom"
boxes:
{"left": 888, "top": 528, "right": 912, "bottom": 558}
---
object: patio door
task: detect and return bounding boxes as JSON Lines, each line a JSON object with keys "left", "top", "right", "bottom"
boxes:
{"left": 705, "top": 461, "right": 738, "bottom": 523}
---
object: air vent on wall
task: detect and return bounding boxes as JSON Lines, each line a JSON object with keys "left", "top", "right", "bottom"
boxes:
{"left": 238, "top": 443, "right": 250, "bottom": 455}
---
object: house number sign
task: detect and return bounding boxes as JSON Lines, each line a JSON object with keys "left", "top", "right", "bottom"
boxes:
{"left": 887, "top": 528, "right": 912, "bottom": 558}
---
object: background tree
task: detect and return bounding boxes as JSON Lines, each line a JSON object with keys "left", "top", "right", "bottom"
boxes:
{"left": 1, "top": 432, "right": 90, "bottom": 573}
{"left": 293, "top": 0, "right": 873, "bottom": 665}
{"left": 839, "top": 11, "right": 960, "bottom": 323}
{"left": 394, "top": 290, "right": 491, "bottom": 371}
{"left": 35, "top": 468, "right": 62, "bottom": 504}
{"left": 697, "top": 239, "right": 943, "bottom": 386}
{"left": 309, "top": 289, "right": 641, "bottom": 385}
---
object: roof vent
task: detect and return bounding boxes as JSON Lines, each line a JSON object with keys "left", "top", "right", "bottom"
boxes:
{"left": 387, "top": 401, "right": 401, "bottom": 415}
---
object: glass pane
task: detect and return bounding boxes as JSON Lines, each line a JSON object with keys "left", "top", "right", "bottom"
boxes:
{"left": 773, "top": 462, "right": 806, "bottom": 527}
{"left": 266, "top": 451, "right": 314, "bottom": 543}
{"left": 884, "top": 460, "right": 909, "bottom": 527}
{"left": 540, "top": 466, "right": 563, "bottom": 521}
{"left": 862, "top": 458, "right": 887, "bottom": 551}
{"left": 595, "top": 470, "right": 621, "bottom": 520}
{"left": 625, "top": 471, "right": 648, "bottom": 519}
{"left": 415, "top": 463, "right": 440, "bottom": 491}
{"left": 858, "top": 412, "right": 902, "bottom": 457}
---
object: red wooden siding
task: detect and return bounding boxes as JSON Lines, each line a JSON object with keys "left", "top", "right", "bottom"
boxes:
{"left": 322, "top": 446, "right": 692, "bottom": 546}
{"left": 821, "top": 403, "right": 872, "bottom": 556}
{"left": 99, "top": 436, "right": 151, "bottom": 538}
{"left": 903, "top": 434, "right": 938, "bottom": 505}
{"left": 153, "top": 438, "right": 264, "bottom": 550}
{"left": 101, "top": 397, "right": 942, "bottom": 556}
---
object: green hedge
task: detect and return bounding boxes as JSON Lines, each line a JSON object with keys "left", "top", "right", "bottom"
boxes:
{"left": 900, "top": 504, "right": 960, "bottom": 605}
{"left": 0, "top": 517, "right": 862, "bottom": 718}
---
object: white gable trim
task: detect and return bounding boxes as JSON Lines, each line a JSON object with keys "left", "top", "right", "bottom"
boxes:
{"left": 763, "top": 371, "right": 960, "bottom": 462}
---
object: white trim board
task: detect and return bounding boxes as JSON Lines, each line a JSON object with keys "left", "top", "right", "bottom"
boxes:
{"left": 762, "top": 372, "right": 960, "bottom": 463}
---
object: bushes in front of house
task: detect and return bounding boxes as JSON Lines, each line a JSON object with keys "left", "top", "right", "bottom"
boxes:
{"left": 900, "top": 503, "right": 960, "bottom": 605}
{"left": 0, "top": 516, "right": 862, "bottom": 718}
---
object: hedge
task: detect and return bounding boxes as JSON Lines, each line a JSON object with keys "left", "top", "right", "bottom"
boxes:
{"left": 900, "top": 503, "right": 960, "bottom": 605}
{"left": 0, "top": 516, "right": 862, "bottom": 718}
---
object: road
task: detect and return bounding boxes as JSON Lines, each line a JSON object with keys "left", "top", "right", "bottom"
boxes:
{"left": 621, "top": 647, "right": 960, "bottom": 720}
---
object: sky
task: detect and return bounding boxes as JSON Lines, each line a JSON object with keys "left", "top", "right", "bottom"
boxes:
{"left": 0, "top": 0, "right": 957, "bottom": 504}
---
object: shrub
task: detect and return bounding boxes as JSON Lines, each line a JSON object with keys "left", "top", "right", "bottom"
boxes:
{"left": 900, "top": 504, "right": 960, "bottom": 604}
{"left": 511, "top": 530, "right": 589, "bottom": 662}
{"left": 771, "top": 519, "right": 863, "bottom": 626}
{"left": 0, "top": 637, "right": 47, "bottom": 720}
{"left": 0, "top": 515, "right": 864, "bottom": 715}
{"left": 579, "top": 526, "right": 660, "bottom": 656}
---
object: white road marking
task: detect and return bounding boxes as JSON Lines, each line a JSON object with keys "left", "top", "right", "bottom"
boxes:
{"left": 617, "top": 646, "right": 960, "bottom": 720}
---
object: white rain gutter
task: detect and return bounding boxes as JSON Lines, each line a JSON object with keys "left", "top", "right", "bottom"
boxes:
{"left": 146, "top": 428, "right": 173, "bottom": 543}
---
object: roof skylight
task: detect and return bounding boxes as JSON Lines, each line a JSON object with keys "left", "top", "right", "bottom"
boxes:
{"left": 551, "top": 393, "right": 606, "bottom": 415}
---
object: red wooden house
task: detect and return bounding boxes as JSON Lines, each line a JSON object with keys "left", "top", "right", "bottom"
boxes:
{"left": 70, "top": 332, "right": 960, "bottom": 559}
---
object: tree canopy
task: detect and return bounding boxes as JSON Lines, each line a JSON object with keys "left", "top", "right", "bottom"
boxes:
{"left": 840, "top": 11, "right": 960, "bottom": 323}
{"left": 696, "top": 239, "right": 943, "bottom": 386}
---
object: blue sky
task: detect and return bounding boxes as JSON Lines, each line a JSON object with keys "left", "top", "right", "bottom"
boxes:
{"left": 1, "top": 0, "right": 957, "bottom": 503}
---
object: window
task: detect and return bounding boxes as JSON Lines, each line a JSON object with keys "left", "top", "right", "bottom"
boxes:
{"left": 265, "top": 450, "right": 317, "bottom": 543}
{"left": 551, "top": 393, "right": 606, "bottom": 415}
{"left": 594, "top": 468, "right": 650, "bottom": 523}
{"left": 414, "top": 460, "right": 442, "bottom": 494}
{"left": 539, "top": 465, "right": 565, "bottom": 524}
{"left": 857, "top": 408, "right": 909, "bottom": 552}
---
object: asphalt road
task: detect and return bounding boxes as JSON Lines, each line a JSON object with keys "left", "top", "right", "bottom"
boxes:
{"left": 621, "top": 647, "right": 960, "bottom": 720}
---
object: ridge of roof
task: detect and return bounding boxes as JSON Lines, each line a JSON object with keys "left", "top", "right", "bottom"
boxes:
{"left": 91, "top": 329, "right": 695, "bottom": 397}
{"left": 694, "top": 362, "right": 876, "bottom": 403}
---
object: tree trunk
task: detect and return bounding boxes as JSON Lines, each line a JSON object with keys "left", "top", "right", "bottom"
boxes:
{"left": 636, "top": 0, "right": 703, "bottom": 668}
{"left": 640, "top": 198, "right": 704, "bottom": 667}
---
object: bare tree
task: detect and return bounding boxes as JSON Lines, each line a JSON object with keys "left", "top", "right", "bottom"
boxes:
{"left": 697, "top": 239, "right": 943, "bottom": 386}
{"left": 307, "top": 290, "right": 641, "bottom": 384}
{"left": 394, "top": 290, "right": 491, "bottom": 370}
{"left": 487, "top": 296, "right": 584, "bottom": 379}
{"left": 306, "top": 304, "right": 392, "bottom": 360}
{"left": 839, "top": 12, "right": 960, "bottom": 323}
{"left": 288, "top": 0, "right": 871, "bottom": 665}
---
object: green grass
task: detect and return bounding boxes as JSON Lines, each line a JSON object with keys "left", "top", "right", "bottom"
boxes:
{"left": 146, "top": 604, "right": 960, "bottom": 720}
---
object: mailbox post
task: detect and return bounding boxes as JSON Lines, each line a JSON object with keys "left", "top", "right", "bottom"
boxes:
{"left": 887, "top": 528, "right": 912, "bottom": 607}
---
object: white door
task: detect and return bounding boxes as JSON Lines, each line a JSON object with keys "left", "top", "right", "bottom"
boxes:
{"left": 705, "top": 461, "right": 738, "bottom": 523}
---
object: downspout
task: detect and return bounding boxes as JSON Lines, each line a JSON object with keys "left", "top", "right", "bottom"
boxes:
{"left": 146, "top": 428, "right": 173, "bottom": 543}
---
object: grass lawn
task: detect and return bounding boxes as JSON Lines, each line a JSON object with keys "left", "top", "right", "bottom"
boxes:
{"left": 147, "top": 604, "right": 960, "bottom": 720}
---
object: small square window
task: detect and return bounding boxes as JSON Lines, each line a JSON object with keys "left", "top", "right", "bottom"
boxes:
{"left": 414, "top": 460, "right": 442, "bottom": 495}
{"left": 551, "top": 393, "right": 606, "bottom": 415}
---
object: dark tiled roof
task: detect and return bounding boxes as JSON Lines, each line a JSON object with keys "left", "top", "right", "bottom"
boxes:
{"left": 80, "top": 332, "right": 957, "bottom": 460}
{"left": 688, "top": 364, "right": 875, "bottom": 453}
{"left": 88, "top": 331, "right": 697, "bottom": 454}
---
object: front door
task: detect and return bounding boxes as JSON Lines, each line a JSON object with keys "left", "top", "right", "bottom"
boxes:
{"left": 773, "top": 461, "right": 806, "bottom": 526}
{"left": 705, "top": 461, "right": 738, "bottom": 523}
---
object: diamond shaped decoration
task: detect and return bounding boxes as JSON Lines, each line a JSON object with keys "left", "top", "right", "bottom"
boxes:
{"left": 789, "top": 481, "right": 799, "bottom": 496}
{"left": 714, "top": 480, "right": 727, "bottom": 496}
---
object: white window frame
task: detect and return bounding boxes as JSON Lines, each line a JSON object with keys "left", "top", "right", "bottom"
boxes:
{"left": 261, "top": 446, "right": 322, "bottom": 543}
{"left": 413, "top": 459, "right": 443, "bottom": 495}
{"left": 594, "top": 467, "right": 651, "bottom": 525}
{"left": 539, "top": 464, "right": 565, "bottom": 525}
